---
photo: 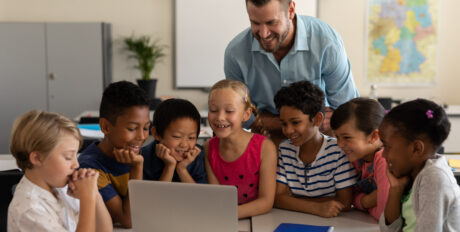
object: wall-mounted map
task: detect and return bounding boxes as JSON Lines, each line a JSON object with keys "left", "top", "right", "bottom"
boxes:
{"left": 367, "top": 0, "right": 438, "bottom": 85}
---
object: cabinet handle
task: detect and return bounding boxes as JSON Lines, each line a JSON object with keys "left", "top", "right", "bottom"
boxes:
{"left": 49, "top": 73, "right": 55, "bottom": 80}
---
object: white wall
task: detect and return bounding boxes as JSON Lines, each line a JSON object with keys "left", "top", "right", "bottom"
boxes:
{"left": 0, "top": 0, "right": 210, "bottom": 110}
{"left": 1, "top": 0, "right": 459, "bottom": 110}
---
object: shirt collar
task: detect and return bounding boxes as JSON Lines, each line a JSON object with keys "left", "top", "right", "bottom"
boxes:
{"left": 292, "top": 15, "right": 309, "bottom": 51}
{"left": 294, "top": 134, "right": 326, "bottom": 164}
{"left": 251, "top": 14, "right": 309, "bottom": 53}
{"left": 22, "top": 176, "right": 60, "bottom": 207}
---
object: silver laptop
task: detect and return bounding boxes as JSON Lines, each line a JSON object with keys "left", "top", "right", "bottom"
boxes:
{"left": 129, "top": 180, "right": 238, "bottom": 232}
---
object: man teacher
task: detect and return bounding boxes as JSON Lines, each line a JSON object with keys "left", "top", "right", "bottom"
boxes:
{"left": 225, "top": 0, "right": 359, "bottom": 144}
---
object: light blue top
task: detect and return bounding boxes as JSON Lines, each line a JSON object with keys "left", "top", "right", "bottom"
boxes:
{"left": 224, "top": 15, "right": 359, "bottom": 114}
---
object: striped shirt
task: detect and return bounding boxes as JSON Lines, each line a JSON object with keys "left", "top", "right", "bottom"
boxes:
{"left": 277, "top": 134, "right": 357, "bottom": 197}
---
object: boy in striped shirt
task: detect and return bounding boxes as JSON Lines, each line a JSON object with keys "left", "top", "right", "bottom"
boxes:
{"left": 273, "top": 81, "right": 358, "bottom": 218}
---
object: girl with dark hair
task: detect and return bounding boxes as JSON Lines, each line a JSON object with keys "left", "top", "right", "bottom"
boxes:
{"left": 331, "top": 97, "right": 389, "bottom": 220}
{"left": 378, "top": 98, "right": 459, "bottom": 232}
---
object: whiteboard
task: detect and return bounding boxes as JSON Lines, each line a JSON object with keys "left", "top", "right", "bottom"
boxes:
{"left": 174, "top": 0, "right": 318, "bottom": 89}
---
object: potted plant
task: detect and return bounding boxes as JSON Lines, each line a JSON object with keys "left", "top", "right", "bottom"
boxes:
{"left": 123, "top": 34, "right": 166, "bottom": 100}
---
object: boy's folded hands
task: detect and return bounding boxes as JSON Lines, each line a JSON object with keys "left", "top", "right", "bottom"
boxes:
{"left": 68, "top": 168, "right": 99, "bottom": 200}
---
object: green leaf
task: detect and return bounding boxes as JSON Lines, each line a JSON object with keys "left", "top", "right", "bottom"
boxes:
{"left": 123, "top": 34, "right": 167, "bottom": 80}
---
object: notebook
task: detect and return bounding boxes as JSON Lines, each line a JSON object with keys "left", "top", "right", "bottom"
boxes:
{"left": 274, "top": 223, "right": 334, "bottom": 232}
{"left": 128, "top": 180, "right": 238, "bottom": 232}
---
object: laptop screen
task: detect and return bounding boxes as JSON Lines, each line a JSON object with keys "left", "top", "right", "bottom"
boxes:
{"left": 128, "top": 180, "right": 238, "bottom": 232}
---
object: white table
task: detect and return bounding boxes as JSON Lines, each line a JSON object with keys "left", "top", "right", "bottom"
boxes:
{"left": 75, "top": 110, "right": 213, "bottom": 140}
{"left": 74, "top": 110, "right": 209, "bottom": 124}
{"left": 78, "top": 125, "right": 213, "bottom": 140}
{"left": 113, "top": 218, "right": 251, "bottom": 232}
{"left": 0, "top": 154, "right": 18, "bottom": 171}
{"left": 251, "top": 208, "right": 379, "bottom": 232}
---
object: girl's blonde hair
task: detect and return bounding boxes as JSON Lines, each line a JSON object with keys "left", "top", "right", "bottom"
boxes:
{"left": 9, "top": 110, "right": 82, "bottom": 170}
{"left": 209, "top": 79, "right": 268, "bottom": 136}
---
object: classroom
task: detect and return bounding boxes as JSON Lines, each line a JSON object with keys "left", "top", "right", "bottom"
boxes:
{"left": 1, "top": 0, "right": 460, "bottom": 231}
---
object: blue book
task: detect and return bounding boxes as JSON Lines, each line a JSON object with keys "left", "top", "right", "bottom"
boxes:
{"left": 274, "top": 223, "right": 334, "bottom": 232}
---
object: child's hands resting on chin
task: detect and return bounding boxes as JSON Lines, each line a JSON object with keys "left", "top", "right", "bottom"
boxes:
{"left": 156, "top": 143, "right": 177, "bottom": 167}
{"left": 67, "top": 168, "right": 99, "bottom": 200}
{"left": 385, "top": 166, "right": 410, "bottom": 191}
{"left": 113, "top": 147, "right": 144, "bottom": 166}
{"left": 176, "top": 146, "right": 201, "bottom": 170}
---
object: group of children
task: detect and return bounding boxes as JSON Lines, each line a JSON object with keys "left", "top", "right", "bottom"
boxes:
{"left": 7, "top": 79, "right": 460, "bottom": 231}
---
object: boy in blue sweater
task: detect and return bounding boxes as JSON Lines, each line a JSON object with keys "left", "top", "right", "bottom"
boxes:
{"left": 78, "top": 81, "right": 151, "bottom": 228}
{"left": 142, "top": 98, "right": 207, "bottom": 183}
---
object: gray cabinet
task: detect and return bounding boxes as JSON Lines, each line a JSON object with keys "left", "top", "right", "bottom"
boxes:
{"left": 0, "top": 22, "right": 112, "bottom": 154}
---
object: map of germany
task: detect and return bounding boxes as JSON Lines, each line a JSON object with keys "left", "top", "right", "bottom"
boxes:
{"left": 367, "top": 0, "right": 437, "bottom": 84}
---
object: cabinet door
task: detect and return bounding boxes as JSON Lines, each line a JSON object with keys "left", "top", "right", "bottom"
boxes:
{"left": 0, "top": 23, "right": 48, "bottom": 154}
{"left": 46, "top": 23, "right": 104, "bottom": 119}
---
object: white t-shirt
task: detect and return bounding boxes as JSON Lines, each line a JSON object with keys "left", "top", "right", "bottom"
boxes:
{"left": 8, "top": 176, "right": 80, "bottom": 232}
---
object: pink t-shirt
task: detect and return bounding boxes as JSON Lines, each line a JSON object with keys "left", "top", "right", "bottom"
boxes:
{"left": 352, "top": 148, "right": 390, "bottom": 220}
{"left": 208, "top": 133, "right": 265, "bottom": 204}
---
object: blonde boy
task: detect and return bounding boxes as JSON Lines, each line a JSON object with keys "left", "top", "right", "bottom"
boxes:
{"left": 8, "top": 110, "right": 112, "bottom": 232}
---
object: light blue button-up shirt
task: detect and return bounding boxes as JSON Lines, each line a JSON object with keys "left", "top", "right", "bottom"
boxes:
{"left": 224, "top": 15, "right": 359, "bottom": 114}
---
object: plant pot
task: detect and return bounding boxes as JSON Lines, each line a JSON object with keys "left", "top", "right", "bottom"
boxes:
{"left": 137, "top": 79, "right": 157, "bottom": 100}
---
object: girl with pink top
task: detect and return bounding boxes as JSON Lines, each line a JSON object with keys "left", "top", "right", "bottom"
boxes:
{"left": 330, "top": 98, "right": 390, "bottom": 220}
{"left": 204, "top": 79, "right": 277, "bottom": 219}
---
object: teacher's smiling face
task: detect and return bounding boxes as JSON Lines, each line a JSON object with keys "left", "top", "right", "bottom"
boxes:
{"left": 246, "top": 0, "right": 295, "bottom": 53}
